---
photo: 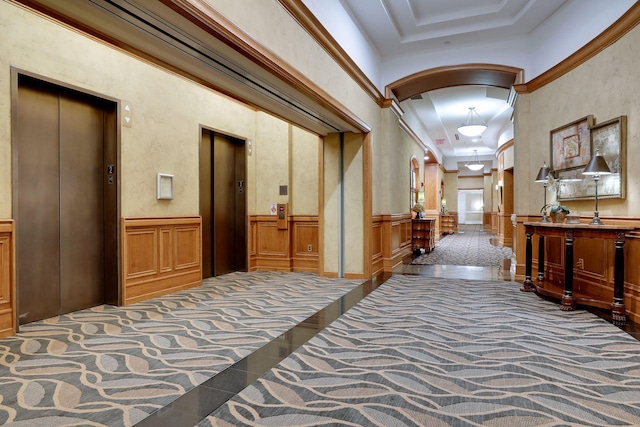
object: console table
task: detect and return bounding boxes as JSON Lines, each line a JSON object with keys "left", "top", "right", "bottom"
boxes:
{"left": 521, "top": 222, "right": 633, "bottom": 323}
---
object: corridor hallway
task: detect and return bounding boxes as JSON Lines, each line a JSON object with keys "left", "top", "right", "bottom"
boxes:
{"left": 1, "top": 228, "right": 638, "bottom": 426}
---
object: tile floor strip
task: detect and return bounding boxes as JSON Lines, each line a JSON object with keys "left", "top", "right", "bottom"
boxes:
{"left": 134, "top": 277, "right": 387, "bottom": 427}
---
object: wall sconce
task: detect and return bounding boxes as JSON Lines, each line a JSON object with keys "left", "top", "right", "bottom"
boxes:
{"left": 535, "top": 162, "right": 551, "bottom": 222}
{"left": 582, "top": 150, "right": 611, "bottom": 225}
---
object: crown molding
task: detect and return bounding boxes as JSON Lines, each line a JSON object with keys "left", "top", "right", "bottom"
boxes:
{"left": 515, "top": 2, "right": 640, "bottom": 94}
{"left": 277, "top": 0, "right": 385, "bottom": 107}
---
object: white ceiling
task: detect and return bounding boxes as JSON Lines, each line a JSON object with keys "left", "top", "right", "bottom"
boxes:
{"left": 303, "top": 0, "right": 634, "bottom": 171}
{"left": 341, "top": 0, "right": 568, "bottom": 59}
{"left": 340, "top": 0, "right": 568, "bottom": 169}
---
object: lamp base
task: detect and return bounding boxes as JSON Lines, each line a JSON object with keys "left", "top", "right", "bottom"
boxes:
{"left": 589, "top": 211, "right": 604, "bottom": 225}
{"left": 539, "top": 215, "right": 551, "bottom": 223}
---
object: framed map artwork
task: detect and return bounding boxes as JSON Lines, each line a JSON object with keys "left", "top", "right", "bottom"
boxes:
{"left": 550, "top": 115, "right": 593, "bottom": 171}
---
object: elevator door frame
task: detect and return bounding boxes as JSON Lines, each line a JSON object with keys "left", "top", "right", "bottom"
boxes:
{"left": 10, "top": 68, "right": 121, "bottom": 328}
{"left": 200, "top": 127, "right": 248, "bottom": 278}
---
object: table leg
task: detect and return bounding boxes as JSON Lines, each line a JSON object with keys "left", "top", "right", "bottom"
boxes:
{"left": 537, "top": 235, "right": 545, "bottom": 281}
{"left": 612, "top": 234, "right": 627, "bottom": 323}
{"left": 522, "top": 232, "right": 534, "bottom": 291}
{"left": 561, "top": 231, "right": 575, "bottom": 311}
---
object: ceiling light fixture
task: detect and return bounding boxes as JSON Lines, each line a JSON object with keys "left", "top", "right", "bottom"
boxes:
{"left": 465, "top": 150, "right": 484, "bottom": 171}
{"left": 458, "top": 107, "right": 487, "bottom": 137}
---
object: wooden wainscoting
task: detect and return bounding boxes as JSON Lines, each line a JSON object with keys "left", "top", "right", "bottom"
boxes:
{"left": 513, "top": 215, "right": 640, "bottom": 324}
{"left": 0, "top": 220, "right": 16, "bottom": 338}
{"left": 249, "top": 215, "right": 318, "bottom": 273}
{"left": 122, "top": 217, "right": 202, "bottom": 305}
{"left": 483, "top": 212, "right": 493, "bottom": 233}
{"left": 372, "top": 214, "right": 412, "bottom": 277}
{"left": 497, "top": 212, "right": 513, "bottom": 247}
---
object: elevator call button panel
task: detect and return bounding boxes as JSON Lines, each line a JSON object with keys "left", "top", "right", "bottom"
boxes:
{"left": 277, "top": 203, "right": 287, "bottom": 230}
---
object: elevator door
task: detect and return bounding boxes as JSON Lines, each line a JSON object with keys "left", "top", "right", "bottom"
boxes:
{"left": 15, "top": 75, "right": 117, "bottom": 324}
{"left": 200, "top": 130, "right": 247, "bottom": 277}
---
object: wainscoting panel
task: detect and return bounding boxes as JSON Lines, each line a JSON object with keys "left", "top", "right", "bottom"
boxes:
{"left": 513, "top": 215, "right": 640, "bottom": 324}
{"left": 371, "top": 218, "right": 384, "bottom": 277}
{"left": 376, "top": 214, "right": 412, "bottom": 275}
{"left": 249, "top": 215, "right": 319, "bottom": 273}
{"left": 0, "top": 220, "right": 15, "bottom": 338}
{"left": 122, "top": 217, "right": 201, "bottom": 305}
{"left": 292, "top": 218, "right": 319, "bottom": 273}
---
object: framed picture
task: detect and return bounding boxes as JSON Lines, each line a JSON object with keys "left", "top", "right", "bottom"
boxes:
{"left": 557, "top": 116, "right": 626, "bottom": 201}
{"left": 550, "top": 115, "right": 593, "bottom": 172}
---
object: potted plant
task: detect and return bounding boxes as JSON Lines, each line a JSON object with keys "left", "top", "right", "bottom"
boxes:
{"left": 541, "top": 204, "right": 570, "bottom": 223}
{"left": 411, "top": 202, "right": 425, "bottom": 219}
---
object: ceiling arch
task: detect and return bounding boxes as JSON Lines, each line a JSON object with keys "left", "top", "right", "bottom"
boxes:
{"left": 386, "top": 64, "right": 524, "bottom": 102}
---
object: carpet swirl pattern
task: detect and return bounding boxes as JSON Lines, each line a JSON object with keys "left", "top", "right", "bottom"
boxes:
{"left": 411, "top": 224, "right": 512, "bottom": 266}
{"left": 0, "top": 272, "right": 363, "bottom": 426}
{"left": 203, "top": 275, "right": 640, "bottom": 427}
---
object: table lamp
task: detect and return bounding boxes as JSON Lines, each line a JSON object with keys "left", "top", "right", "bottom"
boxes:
{"left": 535, "top": 162, "right": 551, "bottom": 223}
{"left": 582, "top": 150, "right": 611, "bottom": 225}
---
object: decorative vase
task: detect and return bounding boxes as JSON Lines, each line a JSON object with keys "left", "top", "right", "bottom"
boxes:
{"left": 551, "top": 212, "right": 566, "bottom": 223}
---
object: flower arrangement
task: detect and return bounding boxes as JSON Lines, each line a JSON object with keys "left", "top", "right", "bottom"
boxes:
{"left": 540, "top": 204, "right": 570, "bottom": 215}
{"left": 541, "top": 203, "right": 570, "bottom": 223}
{"left": 411, "top": 202, "right": 425, "bottom": 219}
{"left": 411, "top": 203, "right": 425, "bottom": 213}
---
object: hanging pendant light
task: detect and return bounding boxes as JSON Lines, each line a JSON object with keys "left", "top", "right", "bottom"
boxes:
{"left": 465, "top": 150, "right": 484, "bottom": 171}
{"left": 458, "top": 107, "right": 487, "bottom": 137}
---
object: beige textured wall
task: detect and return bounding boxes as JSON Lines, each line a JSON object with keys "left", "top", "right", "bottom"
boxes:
{"left": 343, "top": 133, "right": 364, "bottom": 275}
{"left": 291, "top": 126, "right": 320, "bottom": 215}
{"left": 443, "top": 172, "right": 458, "bottom": 213}
{"left": 515, "top": 24, "right": 640, "bottom": 217}
{"left": 458, "top": 176, "right": 484, "bottom": 189}
{"left": 255, "top": 112, "right": 290, "bottom": 214}
{"left": 373, "top": 108, "right": 425, "bottom": 215}
{"left": 323, "top": 134, "right": 340, "bottom": 274}
{"left": 0, "top": 2, "right": 264, "bottom": 218}
{"left": 0, "top": 3, "right": 322, "bottom": 222}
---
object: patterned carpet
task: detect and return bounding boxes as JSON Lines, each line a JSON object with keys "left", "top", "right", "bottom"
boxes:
{"left": 203, "top": 275, "right": 640, "bottom": 427}
{"left": 412, "top": 224, "right": 512, "bottom": 266}
{"left": 0, "top": 271, "right": 363, "bottom": 426}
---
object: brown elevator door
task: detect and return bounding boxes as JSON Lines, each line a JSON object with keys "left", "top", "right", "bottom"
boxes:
{"left": 16, "top": 76, "right": 112, "bottom": 324}
{"left": 200, "top": 130, "right": 246, "bottom": 278}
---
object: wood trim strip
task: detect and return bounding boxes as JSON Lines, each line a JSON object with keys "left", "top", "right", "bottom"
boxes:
{"left": 515, "top": 3, "right": 640, "bottom": 93}
{"left": 399, "top": 118, "right": 429, "bottom": 153}
{"left": 277, "top": 0, "right": 384, "bottom": 107}
{"left": 318, "top": 136, "right": 325, "bottom": 276}
{"left": 387, "top": 63, "right": 524, "bottom": 102}
{"left": 495, "top": 139, "right": 514, "bottom": 158}
{"left": 363, "top": 132, "right": 372, "bottom": 279}
{"left": 163, "top": 0, "right": 371, "bottom": 133}
{"left": 0, "top": 220, "right": 16, "bottom": 338}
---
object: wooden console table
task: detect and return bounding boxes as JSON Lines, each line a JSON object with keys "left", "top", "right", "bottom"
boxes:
{"left": 521, "top": 222, "right": 633, "bottom": 323}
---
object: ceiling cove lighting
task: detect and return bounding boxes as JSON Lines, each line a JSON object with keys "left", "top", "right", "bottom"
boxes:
{"left": 465, "top": 150, "right": 484, "bottom": 171}
{"left": 458, "top": 107, "right": 487, "bottom": 137}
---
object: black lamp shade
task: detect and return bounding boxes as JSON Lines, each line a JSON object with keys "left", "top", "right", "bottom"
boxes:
{"left": 583, "top": 152, "right": 611, "bottom": 175}
{"left": 535, "top": 164, "right": 550, "bottom": 182}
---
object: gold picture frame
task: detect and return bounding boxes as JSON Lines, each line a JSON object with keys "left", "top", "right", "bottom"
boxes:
{"left": 550, "top": 115, "right": 593, "bottom": 172}
{"left": 557, "top": 116, "right": 626, "bottom": 201}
